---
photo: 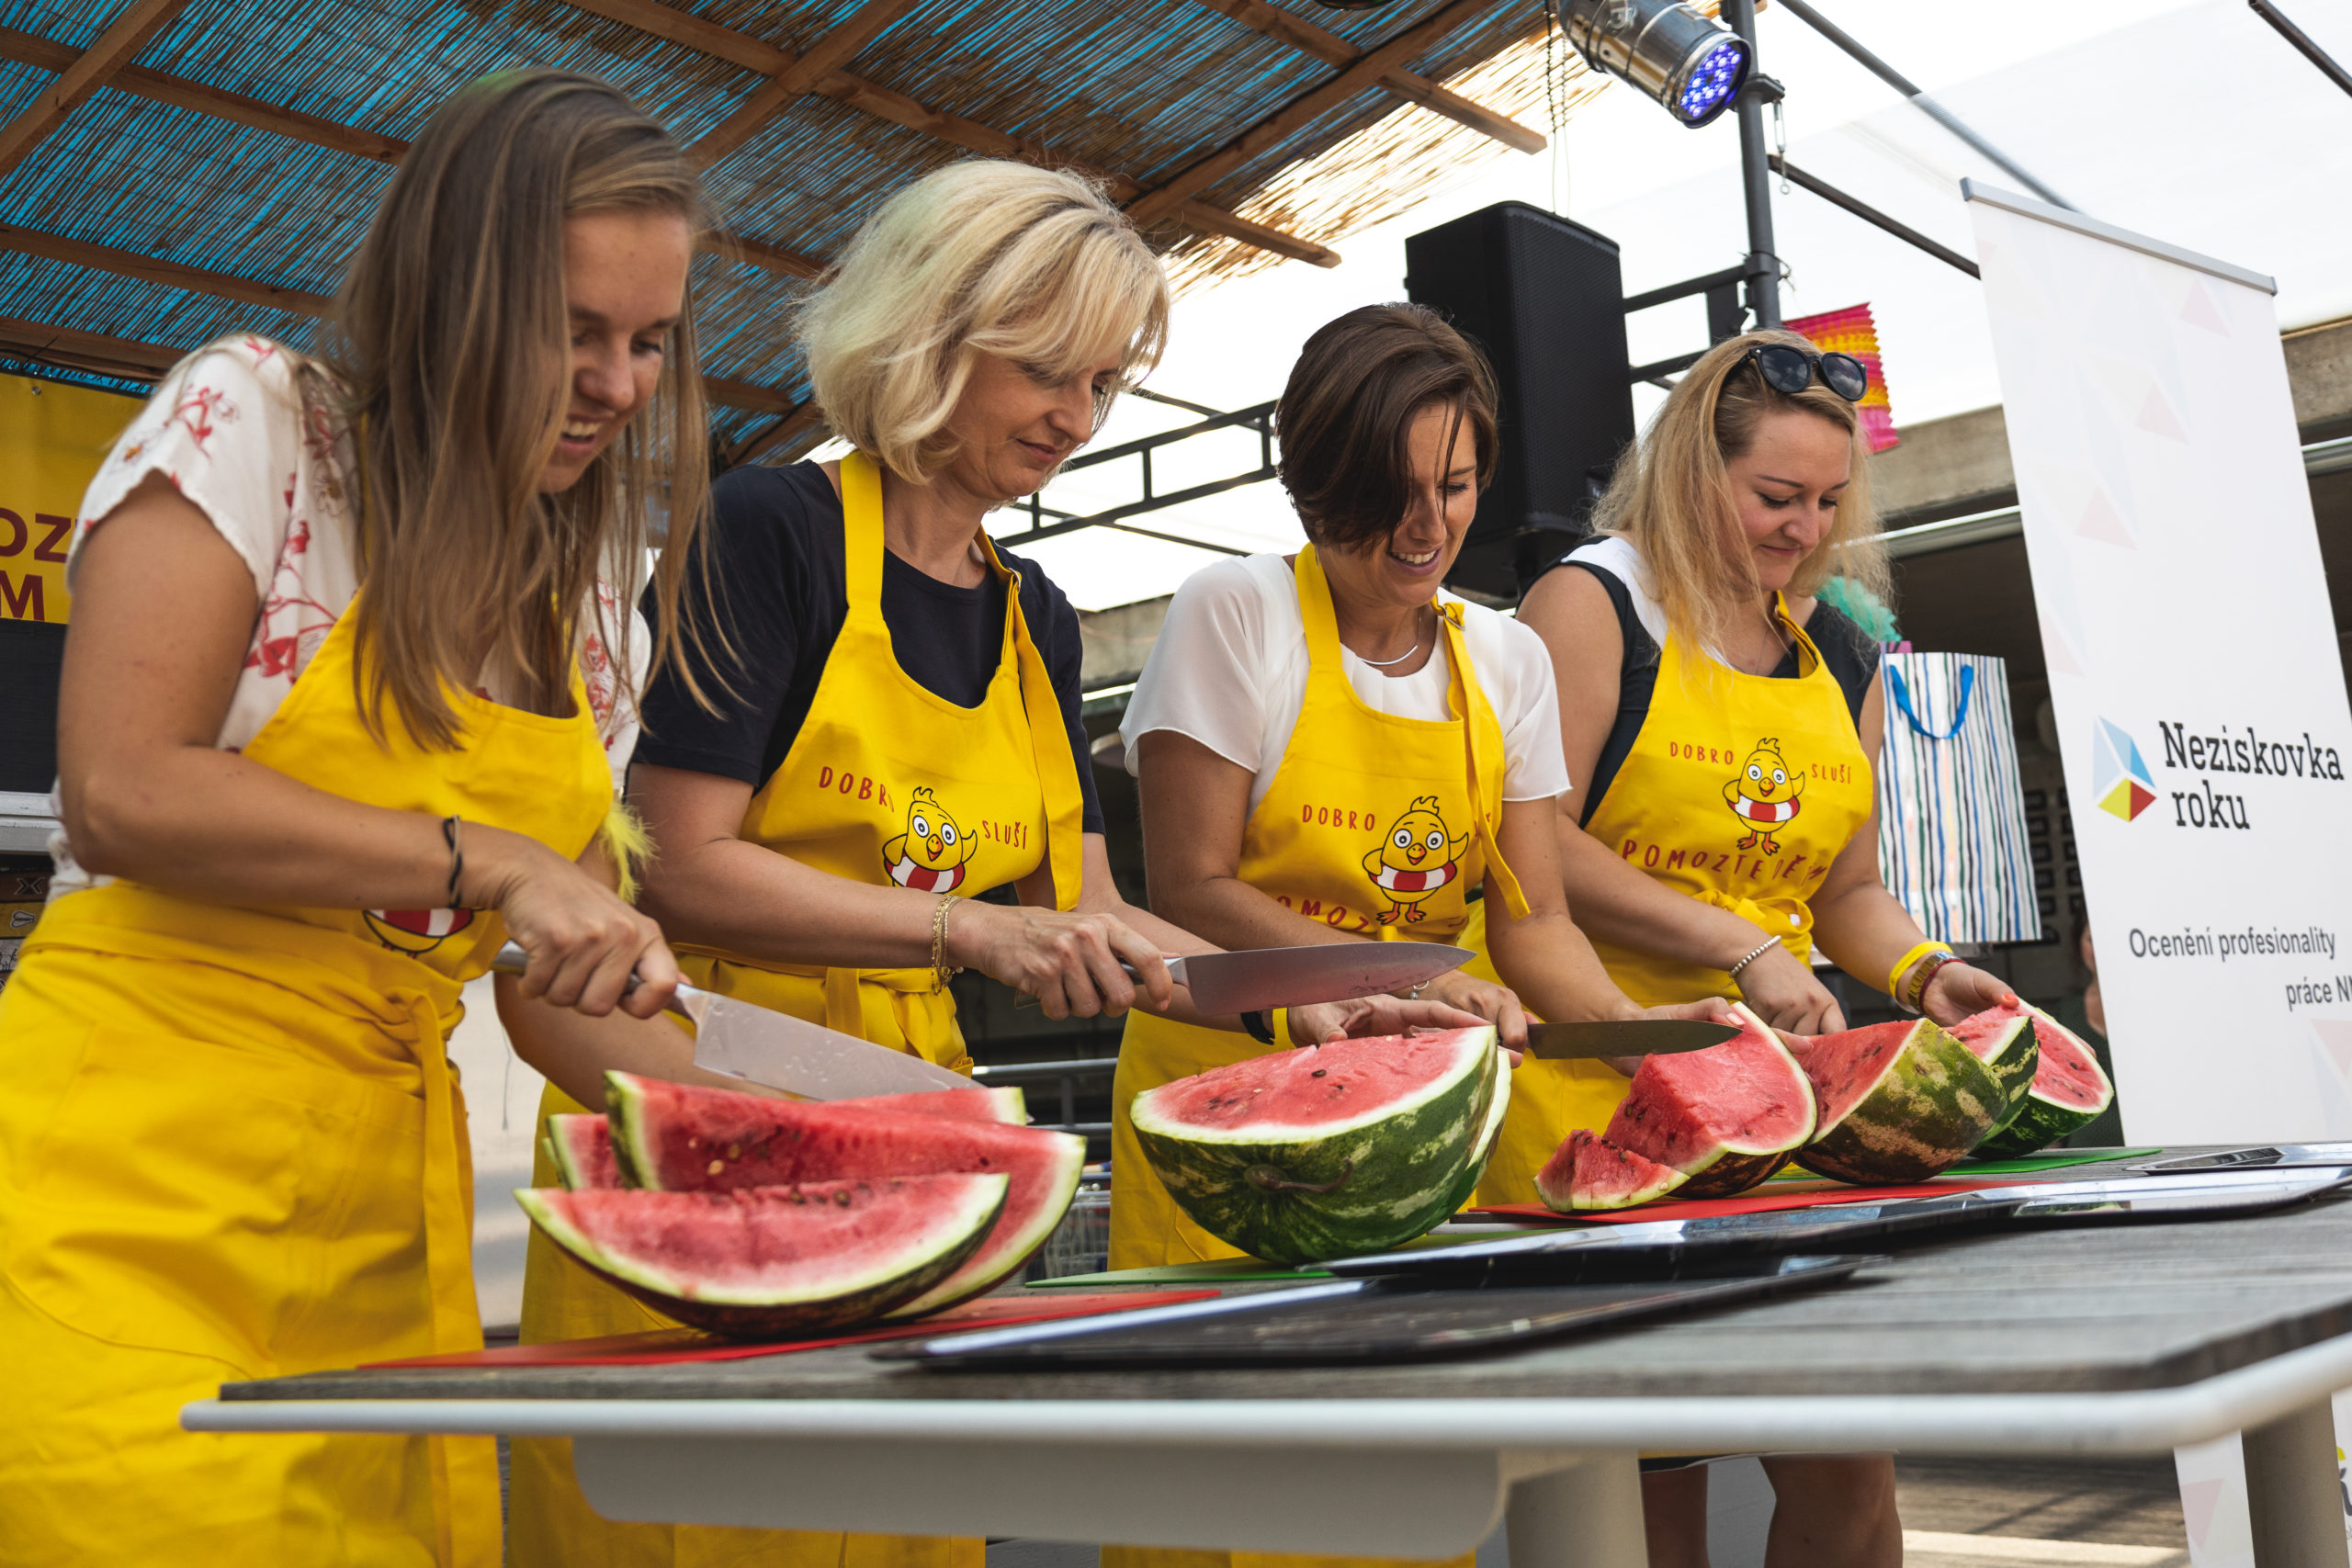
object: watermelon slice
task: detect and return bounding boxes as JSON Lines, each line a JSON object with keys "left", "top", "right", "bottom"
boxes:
{"left": 605, "top": 1073, "right": 1084, "bottom": 1316}
{"left": 545, "top": 1114, "right": 624, "bottom": 1190}
{"left": 1128, "top": 1027, "right": 1500, "bottom": 1265}
{"left": 1946, "top": 998, "right": 2041, "bottom": 1119}
{"left": 1537, "top": 1130, "right": 1689, "bottom": 1212}
{"left": 1973, "top": 1003, "right": 2116, "bottom": 1157}
{"left": 1791, "top": 1019, "right": 2004, "bottom": 1184}
{"left": 842, "top": 1086, "right": 1029, "bottom": 1124}
{"left": 1601, "top": 1003, "right": 1816, "bottom": 1199}
{"left": 1437, "top": 1044, "right": 1515, "bottom": 1213}
{"left": 514, "top": 1175, "right": 1007, "bottom": 1337}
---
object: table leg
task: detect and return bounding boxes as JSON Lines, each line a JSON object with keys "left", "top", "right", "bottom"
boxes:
{"left": 2242, "top": 1397, "right": 2350, "bottom": 1568}
{"left": 1505, "top": 1454, "right": 1648, "bottom": 1568}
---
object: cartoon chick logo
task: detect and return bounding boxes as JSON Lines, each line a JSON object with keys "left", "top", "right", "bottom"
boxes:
{"left": 1363, "top": 795, "right": 1466, "bottom": 924}
{"left": 1723, "top": 738, "right": 1805, "bottom": 855}
{"left": 883, "top": 785, "right": 974, "bottom": 894}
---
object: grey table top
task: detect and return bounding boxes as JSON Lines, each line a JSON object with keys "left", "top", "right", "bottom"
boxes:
{"left": 220, "top": 1153, "right": 2352, "bottom": 1407}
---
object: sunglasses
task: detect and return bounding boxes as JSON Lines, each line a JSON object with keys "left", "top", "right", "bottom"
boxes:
{"left": 1746, "top": 344, "right": 1870, "bottom": 402}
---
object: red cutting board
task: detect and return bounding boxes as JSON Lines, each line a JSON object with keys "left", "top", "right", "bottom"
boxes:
{"left": 1472, "top": 1176, "right": 2025, "bottom": 1225}
{"left": 367, "top": 1291, "right": 1221, "bottom": 1369}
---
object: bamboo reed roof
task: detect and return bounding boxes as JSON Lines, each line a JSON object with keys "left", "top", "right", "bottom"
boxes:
{"left": 0, "top": 0, "right": 1559, "bottom": 460}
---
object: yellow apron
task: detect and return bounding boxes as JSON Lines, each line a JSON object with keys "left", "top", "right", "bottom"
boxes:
{"left": 512, "top": 449, "right": 1086, "bottom": 1568}
{"left": 1102, "top": 548, "right": 1523, "bottom": 1568}
{"left": 0, "top": 604, "right": 610, "bottom": 1567}
{"left": 1472, "top": 592, "right": 1874, "bottom": 1203}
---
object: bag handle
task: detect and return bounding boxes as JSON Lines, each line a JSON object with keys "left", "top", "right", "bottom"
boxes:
{"left": 1886, "top": 662, "right": 1974, "bottom": 740}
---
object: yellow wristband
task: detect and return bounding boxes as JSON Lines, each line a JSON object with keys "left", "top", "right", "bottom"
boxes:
{"left": 1272, "top": 1007, "right": 1289, "bottom": 1047}
{"left": 1886, "top": 940, "right": 1954, "bottom": 1001}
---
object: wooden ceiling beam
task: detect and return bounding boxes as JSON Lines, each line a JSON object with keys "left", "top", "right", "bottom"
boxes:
{"left": 691, "top": 0, "right": 922, "bottom": 167}
{"left": 0, "top": 0, "right": 191, "bottom": 181}
{"left": 0, "top": 231, "right": 794, "bottom": 412}
{"left": 0, "top": 311, "right": 184, "bottom": 379}
{"left": 1190, "top": 0, "right": 1543, "bottom": 154}
{"left": 1125, "top": 0, "right": 1505, "bottom": 229}
{"left": 560, "top": 0, "right": 1338, "bottom": 266}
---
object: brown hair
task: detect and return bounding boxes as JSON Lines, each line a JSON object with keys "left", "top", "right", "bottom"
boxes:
{"left": 324, "top": 69, "right": 714, "bottom": 746}
{"left": 1274, "top": 303, "right": 1498, "bottom": 549}
{"left": 1594, "top": 327, "right": 1886, "bottom": 656}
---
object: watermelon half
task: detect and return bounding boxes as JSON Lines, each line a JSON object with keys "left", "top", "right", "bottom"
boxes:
{"left": 545, "top": 1114, "right": 625, "bottom": 1190}
{"left": 1792, "top": 1019, "right": 2003, "bottom": 1185}
{"left": 1128, "top": 1027, "right": 1500, "bottom": 1265}
{"left": 605, "top": 1073, "right": 1084, "bottom": 1317}
{"left": 1436, "top": 1045, "right": 1515, "bottom": 1214}
{"left": 1973, "top": 1003, "right": 2116, "bottom": 1158}
{"left": 514, "top": 1175, "right": 1006, "bottom": 1337}
{"left": 1601, "top": 1002, "right": 1817, "bottom": 1199}
{"left": 1945, "top": 998, "right": 2041, "bottom": 1120}
{"left": 1537, "top": 1128, "right": 1688, "bottom": 1212}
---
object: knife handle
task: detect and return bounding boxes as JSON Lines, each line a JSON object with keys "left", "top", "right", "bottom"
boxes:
{"left": 1012, "top": 958, "right": 1178, "bottom": 1010}
{"left": 487, "top": 940, "right": 696, "bottom": 1022}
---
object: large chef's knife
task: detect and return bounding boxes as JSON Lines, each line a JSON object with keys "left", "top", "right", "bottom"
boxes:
{"left": 488, "top": 942, "right": 968, "bottom": 1099}
{"left": 1017, "top": 942, "right": 1475, "bottom": 1014}
{"left": 1521, "top": 1019, "right": 1742, "bottom": 1060}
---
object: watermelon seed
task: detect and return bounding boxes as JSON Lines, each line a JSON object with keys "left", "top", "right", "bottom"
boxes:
{"left": 707, "top": 1158, "right": 725, "bottom": 1177}
{"left": 1311, "top": 1069, "right": 1327, "bottom": 1078}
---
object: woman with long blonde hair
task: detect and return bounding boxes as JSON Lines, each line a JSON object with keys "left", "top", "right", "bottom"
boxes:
{"left": 1502, "top": 329, "right": 2013, "bottom": 1567}
{"left": 511, "top": 163, "right": 1478, "bottom": 1568}
{"left": 0, "top": 71, "right": 756, "bottom": 1564}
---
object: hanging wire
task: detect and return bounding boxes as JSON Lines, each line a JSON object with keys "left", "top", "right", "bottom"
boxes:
{"left": 1773, "top": 95, "right": 1790, "bottom": 196}
{"left": 1544, "top": 0, "right": 1570, "bottom": 214}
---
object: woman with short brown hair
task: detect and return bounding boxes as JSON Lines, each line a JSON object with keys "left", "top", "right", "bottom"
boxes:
{"left": 1108, "top": 302, "right": 1733, "bottom": 1297}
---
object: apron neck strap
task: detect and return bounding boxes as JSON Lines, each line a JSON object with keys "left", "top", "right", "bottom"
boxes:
{"left": 1294, "top": 545, "right": 1349, "bottom": 682}
{"left": 979, "top": 530, "right": 1087, "bottom": 913}
{"left": 841, "top": 451, "right": 887, "bottom": 617}
{"left": 1438, "top": 604, "right": 1532, "bottom": 921}
{"left": 1772, "top": 592, "right": 1825, "bottom": 677}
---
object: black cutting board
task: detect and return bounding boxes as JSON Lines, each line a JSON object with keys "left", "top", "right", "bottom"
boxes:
{"left": 876, "top": 1254, "right": 1870, "bottom": 1370}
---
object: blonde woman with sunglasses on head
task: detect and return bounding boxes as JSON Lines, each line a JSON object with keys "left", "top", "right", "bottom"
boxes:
{"left": 1484, "top": 329, "right": 2013, "bottom": 1568}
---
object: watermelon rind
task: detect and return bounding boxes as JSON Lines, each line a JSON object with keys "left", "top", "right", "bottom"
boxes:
{"left": 1130, "top": 1028, "right": 1500, "bottom": 1265}
{"left": 1797, "top": 1019, "right": 2004, "bottom": 1185}
{"left": 1973, "top": 1005, "right": 2117, "bottom": 1158}
{"left": 1674, "top": 1148, "right": 1794, "bottom": 1200}
{"left": 545, "top": 1113, "right": 625, "bottom": 1190}
{"left": 604, "top": 1074, "right": 1085, "bottom": 1318}
{"left": 1946, "top": 1005, "right": 2041, "bottom": 1120}
{"left": 514, "top": 1175, "right": 1007, "bottom": 1337}
{"left": 1438, "top": 1044, "right": 1515, "bottom": 1214}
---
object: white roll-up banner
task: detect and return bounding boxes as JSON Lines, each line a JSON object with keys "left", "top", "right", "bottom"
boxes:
{"left": 1967, "top": 182, "right": 2352, "bottom": 1142}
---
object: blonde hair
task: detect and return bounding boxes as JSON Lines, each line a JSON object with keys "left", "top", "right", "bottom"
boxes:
{"left": 326, "top": 70, "right": 715, "bottom": 747}
{"left": 1595, "top": 328, "right": 1887, "bottom": 657}
{"left": 798, "top": 161, "right": 1170, "bottom": 480}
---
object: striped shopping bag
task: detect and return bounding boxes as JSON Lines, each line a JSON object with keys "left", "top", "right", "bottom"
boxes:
{"left": 1874, "top": 651, "right": 2041, "bottom": 943}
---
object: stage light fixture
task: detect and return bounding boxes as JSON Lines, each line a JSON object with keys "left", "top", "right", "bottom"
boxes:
{"left": 1562, "top": 0, "right": 1752, "bottom": 127}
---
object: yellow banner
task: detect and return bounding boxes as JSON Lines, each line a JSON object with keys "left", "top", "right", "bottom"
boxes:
{"left": 0, "top": 374, "right": 142, "bottom": 624}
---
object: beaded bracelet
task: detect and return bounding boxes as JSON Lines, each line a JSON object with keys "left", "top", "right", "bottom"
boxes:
{"left": 1727, "top": 935, "right": 1782, "bottom": 980}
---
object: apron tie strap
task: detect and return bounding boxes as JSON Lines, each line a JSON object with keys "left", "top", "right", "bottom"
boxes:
{"left": 1439, "top": 602, "right": 1532, "bottom": 921}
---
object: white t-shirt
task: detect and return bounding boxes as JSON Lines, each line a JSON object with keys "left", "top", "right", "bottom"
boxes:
{"left": 51, "top": 335, "right": 645, "bottom": 895}
{"left": 1118, "top": 553, "right": 1571, "bottom": 812}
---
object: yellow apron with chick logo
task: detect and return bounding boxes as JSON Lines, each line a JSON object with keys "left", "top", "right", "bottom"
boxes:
{"left": 512, "top": 449, "right": 1085, "bottom": 1568}
{"left": 0, "top": 601, "right": 612, "bottom": 1568}
{"left": 1107, "top": 546, "right": 1526, "bottom": 1272}
{"left": 1471, "top": 590, "right": 1874, "bottom": 1204}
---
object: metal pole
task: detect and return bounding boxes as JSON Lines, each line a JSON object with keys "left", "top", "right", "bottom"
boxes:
{"left": 1723, "top": 0, "right": 1780, "bottom": 329}
{"left": 2249, "top": 0, "right": 2352, "bottom": 101}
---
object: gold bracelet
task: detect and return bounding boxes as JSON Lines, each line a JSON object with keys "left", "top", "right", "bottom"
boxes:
{"left": 930, "top": 894, "right": 964, "bottom": 994}
{"left": 1904, "top": 953, "right": 1962, "bottom": 1014}
{"left": 1886, "top": 939, "right": 1952, "bottom": 1001}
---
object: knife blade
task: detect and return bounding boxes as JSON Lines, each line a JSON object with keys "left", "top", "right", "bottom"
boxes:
{"left": 487, "top": 942, "right": 968, "bottom": 1099}
{"left": 1521, "top": 1019, "right": 1742, "bottom": 1060}
{"left": 1013, "top": 942, "right": 1474, "bottom": 1014}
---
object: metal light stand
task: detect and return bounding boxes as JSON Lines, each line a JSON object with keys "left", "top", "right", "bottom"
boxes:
{"left": 1722, "top": 0, "right": 1781, "bottom": 328}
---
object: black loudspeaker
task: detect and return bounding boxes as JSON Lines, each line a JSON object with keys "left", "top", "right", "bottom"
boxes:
{"left": 0, "top": 619, "right": 64, "bottom": 795}
{"left": 1405, "top": 202, "right": 1635, "bottom": 599}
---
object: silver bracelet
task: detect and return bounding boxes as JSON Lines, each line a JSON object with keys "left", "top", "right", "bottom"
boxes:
{"left": 1727, "top": 935, "right": 1783, "bottom": 979}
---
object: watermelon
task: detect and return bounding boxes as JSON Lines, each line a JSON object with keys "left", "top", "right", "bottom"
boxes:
{"left": 1973, "top": 1003, "right": 2116, "bottom": 1157}
{"left": 1437, "top": 1045, "right": 1515, "bottom": 1214}
{"left": 1537, "top": 1129, "right": 1688, "bottom": 1211}
{"left": 545, "top": 1113, "right": 624, "bottom": 1190}
{"left": 1791, "top": 1019, "right": 2003, "bottom": 1184}
{"left": 605, "top": 1073, "right": 1084, "bottom": 1316}
{"left": 514, "top": 1175, "right": 1006, "bottom": 1337}
{"left": 1128, "top": 1027, "right": 1500, "bottom": 1265}
{"left": 1601, "top": 1003, "right": 1816, "bottom": 1199}
{"left": 844, "top": 1086, "right": 1029, "bottom": 1124}
{"left": 1945, "top": 998, "right": 2041, "bottom": 1119}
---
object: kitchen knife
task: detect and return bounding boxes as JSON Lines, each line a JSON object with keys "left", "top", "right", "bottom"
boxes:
{"left": 2135, "top": 1144, "right": 2352, "bottom": 1174}
{"left": 487, "top": 942, "right": 968, "bottom": 1099}
{"left": 1521, "top": 1019, "right": 1743, "bottom": 1060}
{"left": 1018, "top": 942, "right": 1475, "bottom": 1014}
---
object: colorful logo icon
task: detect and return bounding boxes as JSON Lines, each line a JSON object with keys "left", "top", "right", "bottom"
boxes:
{"left": 2093, "top": 718, "right": 2156, "bottom": 822}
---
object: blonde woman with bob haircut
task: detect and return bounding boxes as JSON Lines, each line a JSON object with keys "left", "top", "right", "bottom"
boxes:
{"left": 513, "top": 163, "right": 1478, "bottom": 1568}
{"left": 1502, "top": 329, "right": 2012, "bottom": 1568}
{"left": 0, "top": 71, "right": 754, "bottom": 1564}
